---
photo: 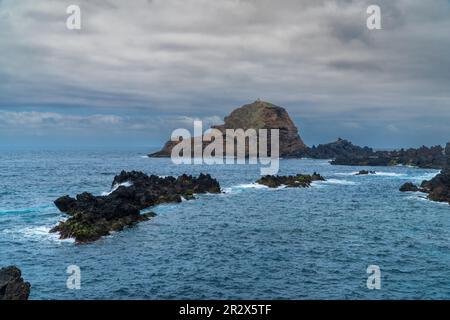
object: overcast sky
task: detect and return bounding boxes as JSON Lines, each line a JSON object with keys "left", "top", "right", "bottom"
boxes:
{"left": 0, "top": 0, "right": 449, "bottom": 149}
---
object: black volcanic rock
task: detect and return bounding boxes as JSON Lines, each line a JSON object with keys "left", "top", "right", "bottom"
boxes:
{"left": 419, "top": 168, "right": 450, "bottom": 204}
{"left": 328, "top": 143, "right": 446, "bottom": 169}
{"left": 356, "top": 170, "right": 376, "bottom": 175}
{"left": 306, "top": 138, "right": 373, "bottom": 160}
{"left": 51, "top": 171, "right": 221, "bottom": 243}
{"left": 0, "top": 266, "right": 31, "bottom": 300}
{"left": 400, "top": 155, "right": 450, "bottom": 205}
{"left": 256, "top": 172, "right": 325, "bottom": 188}
{"left": 399, "top": 182, "right": 420, "bottom": 192}
{"left": 149, "top": 100, "right": 307, "bottom": 158}
{"left": 304, "top": 138, "right": 447, "bottom": 169}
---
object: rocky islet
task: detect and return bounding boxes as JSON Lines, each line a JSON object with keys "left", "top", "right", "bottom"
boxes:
{"left": 51, "top": 171, "right": 221, "bottom": 243}
{"left": 256, "top": 173, "right": 325, "bottom": 188}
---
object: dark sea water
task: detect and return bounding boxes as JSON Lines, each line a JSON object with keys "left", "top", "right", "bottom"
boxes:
{"left": 0, "top": 147, "right": 449, "bottom": 299}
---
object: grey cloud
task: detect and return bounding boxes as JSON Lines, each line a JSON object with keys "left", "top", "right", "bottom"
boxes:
{"left": 0, "top": 0, "right": 449, "bottom": 147}
{"left": 0, "top": 109, "right": 222, "bottom": 144}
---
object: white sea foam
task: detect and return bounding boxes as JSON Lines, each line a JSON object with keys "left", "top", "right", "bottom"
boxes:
{"left": 236, "top": 183, "right": 269, "bottom": 189}
{"left": 21, "top": 226, "right": 52, "bottom": 238}
{"left": 406, "top": 195, "right": 428, "bottom": 201}
{"left": 222, "top": 187, "right": 233, "bottom": 194}
{"left": 336, "top": 171, "right": 406, "bottom": 177}
{"left": 222, "top": 183, "right": 270, "bottom": 194}
{"left": 314, "top": 179, "right": 357, "bottom": 186}
{"left": 374, "top": 172, "right": 406, "bottom": 177}
{"left": 102, "top": 181, "right": 133, "bottom": 196}
{"left": 406, "top": 194, "right": 449, "bottom": 206}
{"left": 2, "top": 225, "right": 75, "bottom": 243}
{"left": 412, "top": 172, "right": 440, "bottom": 181}
{"left": 337, "top": 170, "right": 440, "bottom": 181}
{"left": 335, "top": 172, "right": 360, "bottom": 176}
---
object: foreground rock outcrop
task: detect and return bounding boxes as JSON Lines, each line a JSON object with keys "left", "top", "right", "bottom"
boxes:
{"left": 0, "top": 266, "right": 31, "bottom": 300}
{"left": 149, "top": 100, "right": 307, "bottom": 158}
{"left": 399, "top": 148, "right": 450, "bottom": 205}
{"left": 51, "top": 171, "right": 221, "bottom": 243}
{"left": 256, "top": 173, "right": 325, "bottom": 188}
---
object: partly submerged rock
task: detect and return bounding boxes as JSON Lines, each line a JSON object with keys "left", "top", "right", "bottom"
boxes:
{"left": 0, "top": 266, "right": 31, "bottom": 300}
{"left": 256, "top": 172, "right": 325, "bottom": 188}
{"left": 51, "top": 171, "right": 221, "bottom": 243}
{"left": 149, "top": 100, "right": 307, "bottom": 158}
{"left": 399, "top": 182, "right": 420, "bottom": 192}
{"left": 356, "top": 170, "right": 376, "bottom": 175}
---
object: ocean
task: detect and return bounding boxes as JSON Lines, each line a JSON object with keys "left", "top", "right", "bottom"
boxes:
{"left": 0, "top": 147, "right": 449, "bottom": 299}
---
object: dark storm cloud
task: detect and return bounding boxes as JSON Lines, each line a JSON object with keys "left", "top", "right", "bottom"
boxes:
{"left": 0, "top": 0, "right": 449, "bottom": 147}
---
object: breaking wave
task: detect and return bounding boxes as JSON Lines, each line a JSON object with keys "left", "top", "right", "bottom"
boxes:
{"left": 1, "top": 225, "right": 74, "bottom": 243}
{"left": 102, "top": 181, "right": 133, "bottom": 196}
{"left": 313, "top": 179, "right": 358, "bottom": 186}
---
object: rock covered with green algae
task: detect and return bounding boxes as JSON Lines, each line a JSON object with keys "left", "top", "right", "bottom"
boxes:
{"left": 51, "top": 171, "right": 221, "bottom": 243}
{"left": 256, "top": 172, "right": 325, "bottom": 188}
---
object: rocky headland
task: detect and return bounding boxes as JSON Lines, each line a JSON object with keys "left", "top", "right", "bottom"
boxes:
{"left": 51, "top": 171, "right": 221, "bottom": 243}
{"left": 149, "top": 100, "right": 307, "bottom": 158}
{"left": 0, "top": 266, "right": 31, "bottom": 300}
{"left": 256, "top": 173, "right": 325, "bottom": 188}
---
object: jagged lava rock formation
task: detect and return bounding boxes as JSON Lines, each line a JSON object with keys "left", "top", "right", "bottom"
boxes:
{"left": 326, "top": 141, "right": 447, "bottom": 169}
{"left": 51, "top": 171, "right": 221, "bottom": 243}
{"left": 256, "top": 173, "right": 325, "bottom": 188}
{"left": 399, "top": 169, "right": 450, "bottom": 205}
{"left": 149, "top": 100, "right": 307, "bottom": 158}
{"left": 306, "top": 138, "right": 373, "bottom": 160}
{"left": 0, "top": 266, "right": 31, "bottom": 300}
{"left": 399, "top": 142, "right": 450, "bottom": 205}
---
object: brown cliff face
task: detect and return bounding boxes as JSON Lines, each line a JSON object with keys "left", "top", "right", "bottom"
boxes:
{"left": 149, "top": 100, "right": 307, "bottom": 158}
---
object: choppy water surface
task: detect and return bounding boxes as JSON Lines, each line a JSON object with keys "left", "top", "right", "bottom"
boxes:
{"left": 0, "top": 148, "right": 449, "bottom": 299}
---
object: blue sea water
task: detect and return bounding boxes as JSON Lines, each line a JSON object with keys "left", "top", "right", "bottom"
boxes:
{"left": 0, "top": 147, "right": 449, "bottom": 300}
